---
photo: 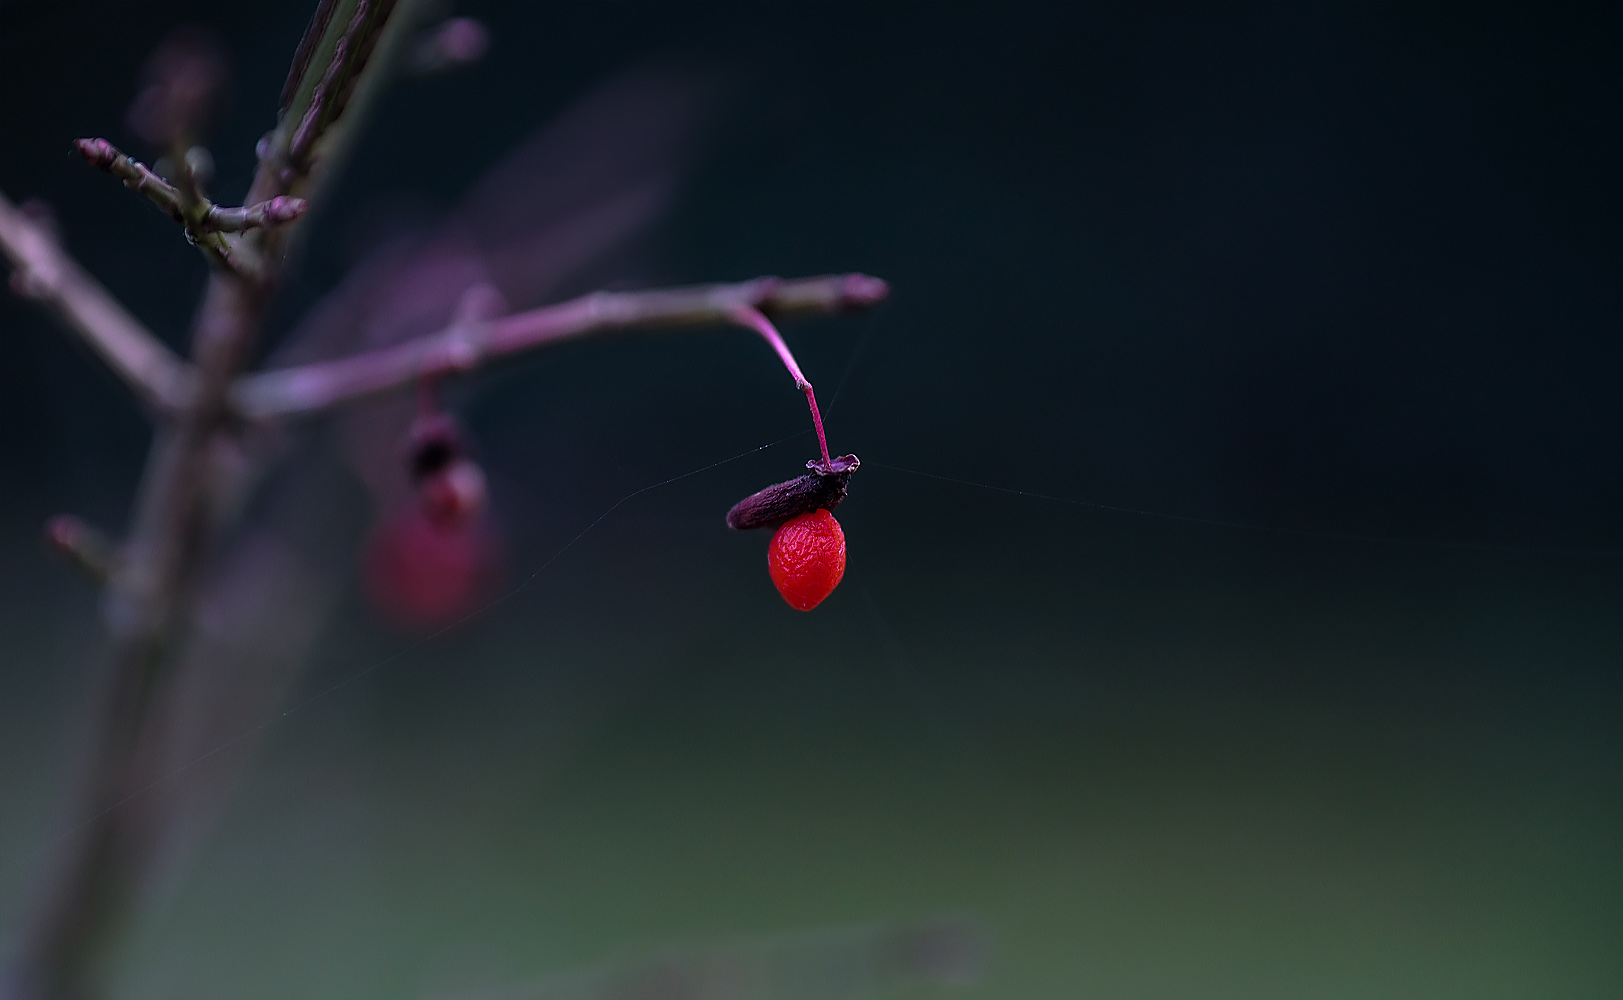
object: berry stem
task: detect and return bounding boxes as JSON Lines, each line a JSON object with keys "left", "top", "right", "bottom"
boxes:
{"left": 729, "top": 304, "right": 832, "bottom": 467}
{"left": 802, "top": 382, "right": 832, "bottom": 469}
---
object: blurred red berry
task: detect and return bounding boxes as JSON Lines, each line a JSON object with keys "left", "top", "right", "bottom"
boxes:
{"left": 363, "top": 505, "right": 501, "bottom": 633}
{"left": 767, "top": 508, "right": 846, "bottom": 611}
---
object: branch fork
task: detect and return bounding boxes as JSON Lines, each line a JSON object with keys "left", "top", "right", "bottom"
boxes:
{"left": 72, "top": 138, "right": 308, "bottom": 281}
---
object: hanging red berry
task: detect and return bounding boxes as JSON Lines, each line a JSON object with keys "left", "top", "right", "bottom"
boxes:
{"left": 721, "top": 306, "right": 864, "bottom": 611}
{"left": 362, "top": 406, "right": 502, "bottom": 633}
{"left": 363, "top": 504, "right": 502, "bottom": 633}
{"left": 767, "top": 508, "right": 846, "bottom": 611}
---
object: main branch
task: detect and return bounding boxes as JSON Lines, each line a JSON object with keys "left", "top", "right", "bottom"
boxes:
{"left": 3, "top": 5, "right": 418, "bottom": 998}
{"left": 231, "top": 272, "right": 890, "bottom": 421}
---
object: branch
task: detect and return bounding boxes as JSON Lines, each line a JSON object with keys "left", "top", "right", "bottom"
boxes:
{"left": 288, "top": 0, "right": 389, "bottom": 170}
{"left": 255, "top": 0, "right": 424, "bottom": 274}
{"left": 44, "top": 515, "right": 121, "bottom": 582}
{"left": 0, "top": 190, "right": 195, "bottom": 413}
{"left": 231, "top": 272, "right": 890, "bottom": 421}
{"left": 72, "top": 138, "right": 308, "bottom": 279}
{"left": 262, "top": 0, "right": 406, "bottom": 198}
{"left": 72, "top": 139, "right": 186, "bottom": 224}
{"left": 203, "top": 197, "right": 311, "bottom": 233}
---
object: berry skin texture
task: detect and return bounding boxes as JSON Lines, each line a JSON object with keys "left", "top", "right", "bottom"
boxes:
{"left": 768, "top": 509, "right": 846, "bottom": 611}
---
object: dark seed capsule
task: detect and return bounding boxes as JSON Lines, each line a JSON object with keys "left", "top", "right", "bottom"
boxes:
{"left": 726, "top": 454, "right": 859, "bottom": 531}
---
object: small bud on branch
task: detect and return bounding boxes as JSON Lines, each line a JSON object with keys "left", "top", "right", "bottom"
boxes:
{"left": 44, "top": 515, "right": 120, "bottom": 582}
{"left": 204, "top": 196, "right": 310, "bottom": 233}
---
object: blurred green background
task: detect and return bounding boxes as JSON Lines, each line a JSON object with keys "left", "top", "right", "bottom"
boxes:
{"left": 1, "top": 3, "right": 1618, "bottom": 998}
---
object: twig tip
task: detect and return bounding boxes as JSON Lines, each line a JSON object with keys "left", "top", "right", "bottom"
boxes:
{"left": 262, "top": 195, "right": 310, "bottom": 225}
{"left": 73, "top": 137, "right": 119, "bottom": 169}
{"left": 841, "top": 272, "right": 890, "bottom": 307}
{"left": 43, "top": 514, "right": 118, "bottom": 581}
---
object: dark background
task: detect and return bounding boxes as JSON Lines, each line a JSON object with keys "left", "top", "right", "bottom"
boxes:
{"left": 1, "top": 3, "right": 1619, "bottom": 998}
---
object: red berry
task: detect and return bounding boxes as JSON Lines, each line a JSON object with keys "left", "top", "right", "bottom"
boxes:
{"left": 363, "top": 505, "right": 501, "bottom": 633}
{"left": 767, "top": 508, "right": 846, "bottom": 611}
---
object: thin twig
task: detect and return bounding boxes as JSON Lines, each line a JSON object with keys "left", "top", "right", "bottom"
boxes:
{"left": 0, "top": 190, "right": 195, "bottom": 413}
{"left": 72, "top": 138, "right": 256, "bottom": 280}
{"left": 43, "top": 515, "right": 121, "bottom": 582}
{"left": 204, "top": 197, "right": 310, "bottom": 232}
{"left": 72, "top": 137, "right": 307, "bottom": 279}
{"left": 232, "top": 273, "right": 890, "bottom": 421}
{"left": 72, "top": 139, "right": 187, "bottom": 224}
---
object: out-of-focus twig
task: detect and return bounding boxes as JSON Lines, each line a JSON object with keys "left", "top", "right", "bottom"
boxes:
{"left": 405, "top": 16, "right": 489, "bottom": 75}
{"left": 445, "top": 917, "right": 985, "bottom": 1000}
{"left": 43, "top": 516, "right": 121, "bottom": 583}
{"left": 125, "top": 25, "right": 227, "bottom": 150}
{"left": 233, "top": 273, "right": 890, "bottom": 421}
{"left": 0, "top": 190, "right": 195, "bottom": 414}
